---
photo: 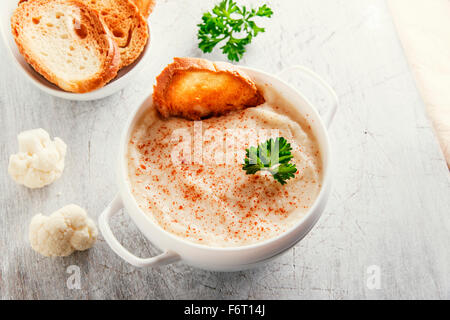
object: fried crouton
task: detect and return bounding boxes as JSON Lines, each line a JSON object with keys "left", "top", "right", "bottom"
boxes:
{"left": 153, "top": 57, "right": 264, "bottom": 120}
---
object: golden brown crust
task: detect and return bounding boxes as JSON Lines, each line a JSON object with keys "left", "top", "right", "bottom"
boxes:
{"left": 131, "top": 0, "right": 155, "bottom": 18}
{"left": 80, "top": 0, "right": 149, "bottom": 69}
{"left": 11, "top": 0, "right": 120, "bottom": 93}
{"left": 153, "top": 57, "right": 264, "bottom": 120}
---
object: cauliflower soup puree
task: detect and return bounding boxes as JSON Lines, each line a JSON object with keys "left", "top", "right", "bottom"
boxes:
{"left": 127, "top": 86, "right": 323, "bottom": 247}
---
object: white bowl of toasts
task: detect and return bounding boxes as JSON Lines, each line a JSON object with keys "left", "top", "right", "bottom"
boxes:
{"left": 0, "top": 0, "right": 153, "bottom": 101}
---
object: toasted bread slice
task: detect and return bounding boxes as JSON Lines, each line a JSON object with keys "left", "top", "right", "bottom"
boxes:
{"left": 80, "top": 0, "right": 148, "bottom": 68}
{"left": 11, "top": 0, "right": 120, "bottom": 93}
{"left": 131, "top": 0, "right": 155, "bottom": 18}
{"left": 153, "top": 57, "right": 264, "bottom": 120}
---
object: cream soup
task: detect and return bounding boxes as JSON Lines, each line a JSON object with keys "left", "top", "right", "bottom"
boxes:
{"left": 127, "top": 87, "right": 323, "bottom": 247}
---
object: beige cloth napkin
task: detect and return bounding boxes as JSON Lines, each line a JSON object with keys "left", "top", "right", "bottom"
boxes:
{"left": 388, "top": 0, "right": 450, "bottom": 166}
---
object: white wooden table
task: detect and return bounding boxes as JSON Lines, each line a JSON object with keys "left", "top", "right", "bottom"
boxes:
{"left": 1, "top": 0, "right": 449, "bottom": 300}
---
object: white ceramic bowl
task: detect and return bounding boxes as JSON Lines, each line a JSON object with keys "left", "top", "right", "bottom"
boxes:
{"left": 0, "top": 0, "right": 152, "bottom": 101}
{"left": 99, "top": 65, "right": 339, "bottom": 271}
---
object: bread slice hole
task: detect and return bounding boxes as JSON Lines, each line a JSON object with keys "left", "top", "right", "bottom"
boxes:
{"left": 32, "top": 17, "right": 41, "bottom": 24}
{"left": 116, "top": 28, "right": 133, "bottom": 48}
{"left": 69, "top": 45, "right": 75, "bottom": 51}
{"left": 46, "top": 23, "right": 54, "bottom": 27}
{"left": 113, "top": 29, "right": 124, "bottom": 38}
{"left": 56, "top": 12, "right": 64, "bottom": 19}
{"left": 124, "top": 28, "right": 133, "bottom": 48}
{"left": 73, "top": 21, "right": 88, "bottom": 39}
{"left": 101, "top": 11, "right": 108, "bottom": 16}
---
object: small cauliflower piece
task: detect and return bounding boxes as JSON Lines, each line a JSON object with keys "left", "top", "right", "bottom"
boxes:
{"left": 29, "top": 204, "right": 98, "bottom": 257}
{"left": 8, "top": 129, "right": 67, "bottom": 189}
{"left": 8, "top": 128, "right": 67, "bottom": 189}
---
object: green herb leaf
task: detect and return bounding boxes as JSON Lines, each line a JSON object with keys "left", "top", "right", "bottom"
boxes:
{"left": 242, "top": 137, "right": 298, "bottom": 185}
{"left": 197, "top": 0, "right": 273, "bottom": 62}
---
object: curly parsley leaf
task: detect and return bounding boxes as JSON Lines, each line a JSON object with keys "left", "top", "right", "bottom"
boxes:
{"left": 242, "top": 137, "right": 298, "bottom": 185}
{"left": 197, "top": 0, "right": 273, "bottom": 62}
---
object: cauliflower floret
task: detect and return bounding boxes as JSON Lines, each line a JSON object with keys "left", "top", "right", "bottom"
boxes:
{"left": 29, "top": 204, "right": 98, "bottom": 257}
{"left": 8, "top": 128, "right": 67, "bottom": 189}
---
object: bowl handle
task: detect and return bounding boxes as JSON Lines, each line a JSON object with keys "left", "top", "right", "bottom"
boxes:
{"left": 98, "top": 194, "right": 180, "bottom": 267}
{"left": 277, "top": 65, "right": 339, "bottom": 128}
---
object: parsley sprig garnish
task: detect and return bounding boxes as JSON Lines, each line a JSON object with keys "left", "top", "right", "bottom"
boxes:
{"left": 197, "top": 0, "right": 273, "bottom": 62}
{"left": 242, "top": 137, "right": 298, "bottom": 185}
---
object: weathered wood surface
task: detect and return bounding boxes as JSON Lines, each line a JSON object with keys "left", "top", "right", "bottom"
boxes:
{"left": 1, "top": 0, "right": 449, "bottom": 299}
